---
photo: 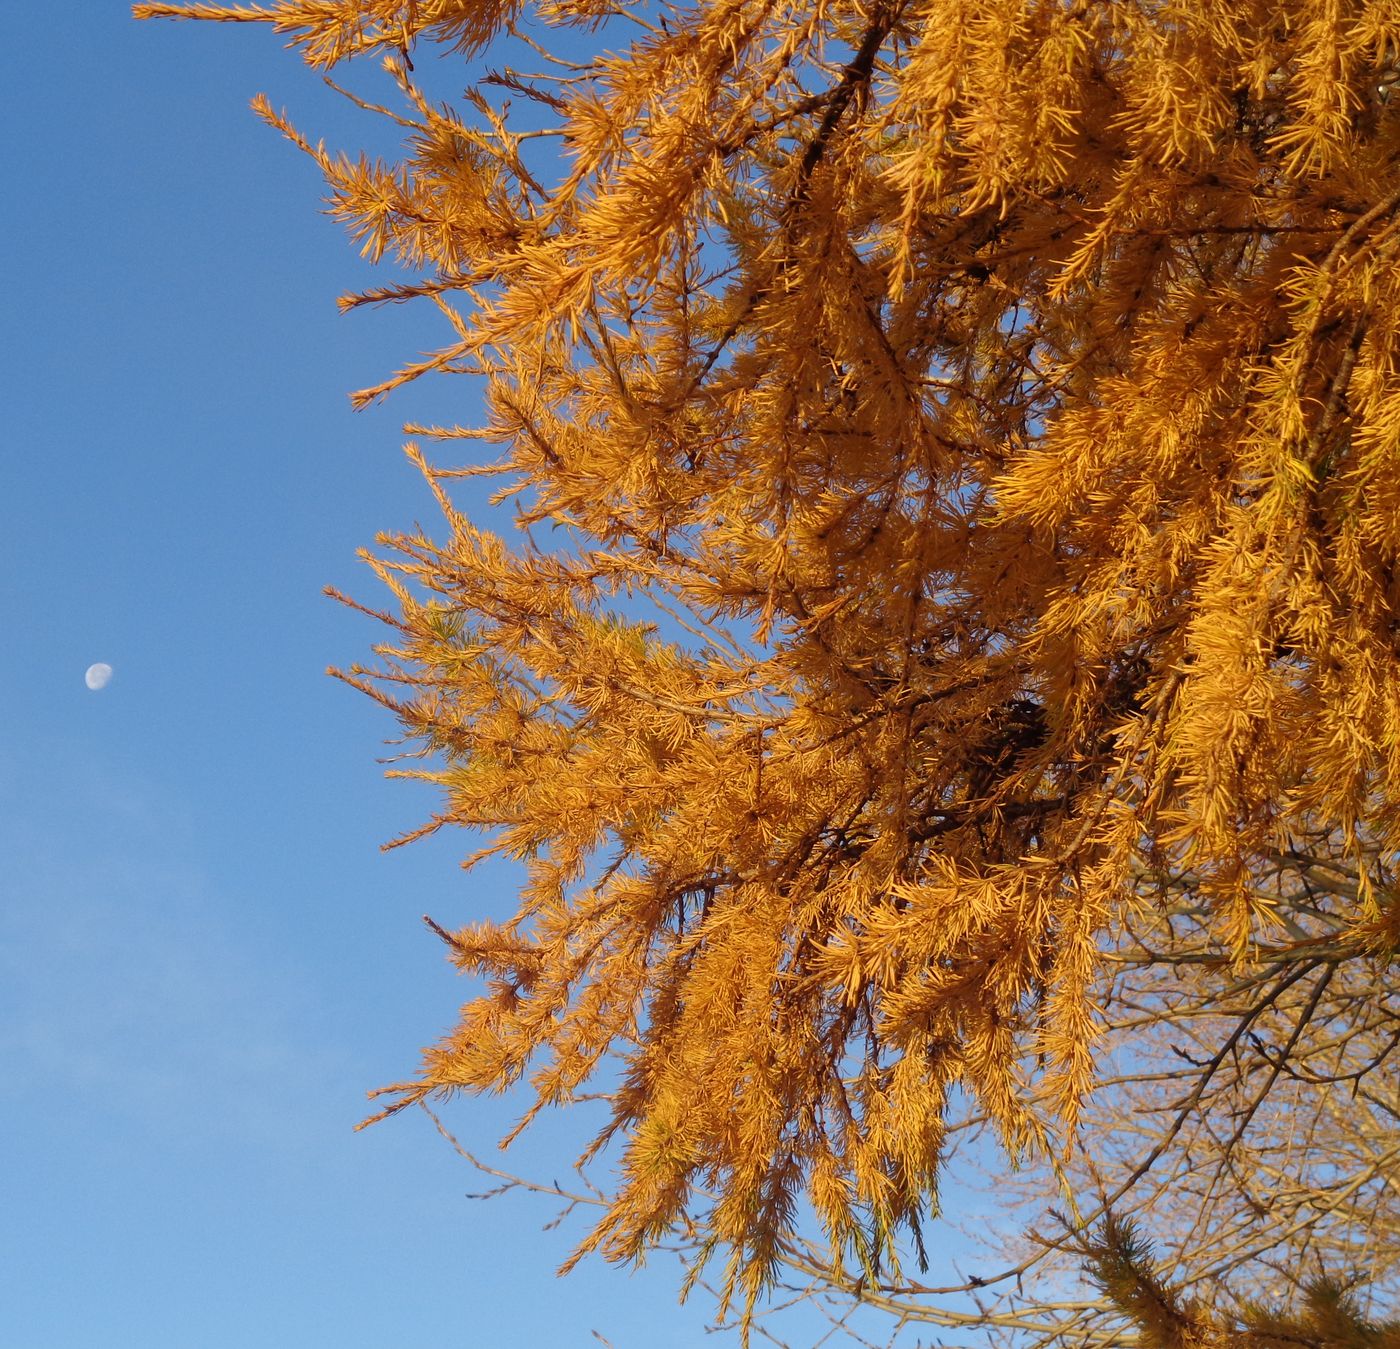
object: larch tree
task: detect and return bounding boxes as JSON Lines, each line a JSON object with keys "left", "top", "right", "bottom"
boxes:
{"left": 137, "top": 0, "right": 1400, "bottom": 1339}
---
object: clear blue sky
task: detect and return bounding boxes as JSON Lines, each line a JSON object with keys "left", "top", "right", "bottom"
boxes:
{"left": 1, "top": 11, "right": 1002, "bottom": 1347}
{"left": 1, "top": 10, "right": 740, "bottom": 1346}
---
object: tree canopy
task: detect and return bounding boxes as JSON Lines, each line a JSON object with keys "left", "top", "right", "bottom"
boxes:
{"left": 138, "top": 0, "right": 1400, "bottom": 1330}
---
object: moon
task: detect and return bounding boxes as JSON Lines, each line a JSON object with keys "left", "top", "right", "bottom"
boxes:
{"left": 85, "top": 663, "right": 113, "bottom": 691}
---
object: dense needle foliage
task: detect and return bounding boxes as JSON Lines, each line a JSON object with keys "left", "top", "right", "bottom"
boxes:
{"left": 139, "top": 0, "right": 1400, "bottom": 1315}
{"left": 1082, "top": 1216, "right": 1400, "bottom": 1348}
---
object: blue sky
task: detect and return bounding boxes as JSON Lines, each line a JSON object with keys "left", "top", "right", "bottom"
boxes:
{"left": 0, "top": 11, "right": 1011, "bottom": 1347}
{"left": 0, "top": 9, "right": 755, "bottom": 1346}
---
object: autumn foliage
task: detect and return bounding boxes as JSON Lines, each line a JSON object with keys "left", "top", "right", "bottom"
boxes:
{"left": 137, "top": 0, "right": 1400, "bottom": 1328}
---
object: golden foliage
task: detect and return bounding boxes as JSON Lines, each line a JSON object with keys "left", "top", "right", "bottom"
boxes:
{"left": 898, "top": 835, "right": 1400, "bottom": 1347}
{"left": 141, "top": 0, "right": 1400, "bottom": 1316}
{"left": 1080, "top": 1215, "right": 1400, "bottom": 1349}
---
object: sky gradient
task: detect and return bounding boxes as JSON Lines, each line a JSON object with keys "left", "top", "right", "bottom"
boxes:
{"left": 0, "top": 11, "right": 1008, "bottom": 1346}
{"left": 1, "top": 10, "right": 758, "bottom": 1345}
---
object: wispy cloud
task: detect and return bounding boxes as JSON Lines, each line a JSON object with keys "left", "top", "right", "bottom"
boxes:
{"left": 0, "top": 746, "right": 353, "bottom": 1153}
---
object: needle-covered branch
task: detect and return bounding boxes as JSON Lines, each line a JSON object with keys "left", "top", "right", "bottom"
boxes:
{"left": 139, "top": 0, "right": 1400, "bottom": 1330}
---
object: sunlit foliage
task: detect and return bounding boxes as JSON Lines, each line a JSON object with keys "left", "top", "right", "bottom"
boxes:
{"left": 139, "top": 0, "right": 1400, "bottom": 1319}
{"left": 1081, "top": 1215, "right": 1400, "bottom": 1349}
